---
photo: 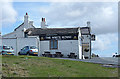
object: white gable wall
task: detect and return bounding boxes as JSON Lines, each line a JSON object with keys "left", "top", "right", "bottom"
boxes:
{"left": 15, "top": 23, "right": 34, "bottom": 38}
{"left": 2, "top": 22, "right": 34, "bottom": 39}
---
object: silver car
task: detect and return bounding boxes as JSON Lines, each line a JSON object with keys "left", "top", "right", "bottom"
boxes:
{"left": 0, "top": 45, "right": 14, "bottom": 55}
{"left": 18, "top": 46, "right": 38, "bottom": 56}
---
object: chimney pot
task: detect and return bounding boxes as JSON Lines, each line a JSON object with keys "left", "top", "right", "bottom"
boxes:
{"left": 44, "top": 18, "right": 45, "bottom": 22}
{"left": 26, "top": 12, "right": 28, "bottom": 15}
{"left": 42, "top": 18, "right": 44, "bottom": 21}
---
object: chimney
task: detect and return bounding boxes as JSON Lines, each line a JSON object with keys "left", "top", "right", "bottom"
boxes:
{"left": 87, "top": 21, "right": 91, "bottom": 33}
{"left": 41, "top": 18, "right": 47, "bottom": 28}
{"left": 87, "top": 21, "right": 90, "bottom": 27}
{"left": 24, "top": 12, "right": 29, "bottom": 24}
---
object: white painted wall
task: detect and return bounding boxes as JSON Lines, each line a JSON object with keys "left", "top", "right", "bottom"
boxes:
{"left": 58, "top": 40, "right": 79, "bottom": 58}
{"left": 82, "top": 35, "right": 91, "bottom": 43}
{"left": 40, "top": 40, "right": 79, "bottom": 58}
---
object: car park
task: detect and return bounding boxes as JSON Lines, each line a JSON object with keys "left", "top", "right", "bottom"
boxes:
{"left": 18, "top": 46, "right": 38, "bottom": 56}
{"left": 0, "top": 45, "right": 14, "bottom": 55}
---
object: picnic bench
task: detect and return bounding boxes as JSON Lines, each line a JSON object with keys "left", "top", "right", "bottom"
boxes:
{"left": 67, "top": 53, "right": 77, "bottom": 59}
{"left": 53, "top": 52, "right": 63, "bottom": 57}
{"left": 42, "top": 51, "right": 52, "bottom": 57}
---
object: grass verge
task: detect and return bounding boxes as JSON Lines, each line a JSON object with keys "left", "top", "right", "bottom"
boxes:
{"left": 2, "top": 55, "right": 118, "bottom": 77}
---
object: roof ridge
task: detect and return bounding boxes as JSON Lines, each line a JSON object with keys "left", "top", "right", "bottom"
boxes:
{"left": 14, "top": 22, "right": 24, "bottom": 31}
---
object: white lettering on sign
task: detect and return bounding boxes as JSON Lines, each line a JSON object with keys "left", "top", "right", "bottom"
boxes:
{"left": 62, "top": 36, "right": 72, "bottom": 39}
{"left": 52, "top": 36, "right": 61, "bottom": 39}
{"left": 46, "top": 36, "right": 51, "bottom": 39}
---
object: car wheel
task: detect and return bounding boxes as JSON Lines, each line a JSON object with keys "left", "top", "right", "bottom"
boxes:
{"left": 18, "top": 52, "right": 20, "bottom": 55}
{"left": 27, "top": 52, "right": 29, "bottom": 56}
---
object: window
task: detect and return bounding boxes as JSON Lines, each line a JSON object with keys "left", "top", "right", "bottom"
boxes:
{"left": 22, "top": 46, "right": 29, "bottom": 50}
{"left": 3, "top": 46, "right": 10, "bottom": 50}
{"left": 30, "top": 46, "right": 37, "bottom": 49}
{"left": 50, "top": 40, "right": 58, "bottom": 49}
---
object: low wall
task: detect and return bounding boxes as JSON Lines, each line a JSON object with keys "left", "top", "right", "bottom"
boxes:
{"left": 2, "top": 37, "right": 39, "bottom": 55}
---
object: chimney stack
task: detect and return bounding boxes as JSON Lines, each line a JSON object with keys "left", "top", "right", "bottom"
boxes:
{"left": 24, "top": 12, "right": 29, "bottom": 24}
{"left": 87, "top": 21, "right": 90, "bottom": 27}
{"left": 41, "top": 17, "right": 47, "bottom": 28}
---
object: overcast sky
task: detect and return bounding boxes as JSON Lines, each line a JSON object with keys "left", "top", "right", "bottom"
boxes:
{"left": 0, "top": 0, "right": 118, "bottom": 57}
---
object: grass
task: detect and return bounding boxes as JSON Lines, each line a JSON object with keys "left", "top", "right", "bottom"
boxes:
{"left": 1, "top": 55, "right": 118, "bottom": 77}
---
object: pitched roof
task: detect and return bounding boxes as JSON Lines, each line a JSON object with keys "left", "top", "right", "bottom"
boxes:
{"left": 14, "top": 23, "right": 24, "bottom": 31}
{"left": 25, "top": 27, "right": 91, "bottom": 36}
{"left": 2, "top": 31, "right": 15, "bottom": 37}
{"left": 25, "top": 28, "right": 79, "bottom": 36}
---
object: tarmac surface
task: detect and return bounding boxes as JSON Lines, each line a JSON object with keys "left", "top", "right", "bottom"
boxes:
{"left": 57, "top": 57, "right": 120, "bottom": 68}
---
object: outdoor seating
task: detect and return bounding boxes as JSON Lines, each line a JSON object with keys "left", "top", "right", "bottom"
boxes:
{"left": 42, "top": 51, "right": 52, "bottom": 57}
{"left": 53, "top": 52, "right": 63, "bottom": 57}
{"left": 67, "top": 53, "right": 77, "bottom": 59}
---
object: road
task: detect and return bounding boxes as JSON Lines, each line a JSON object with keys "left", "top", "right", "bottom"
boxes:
{"left": 57, "top": 57, "right": 119, "bottom": 68}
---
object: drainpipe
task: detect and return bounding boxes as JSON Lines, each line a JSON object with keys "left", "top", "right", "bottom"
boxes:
{"left": 90, "top": 34, "right": 91, "bottom": 59}
{"left": 16, "top": 37, "right": 18, "bottom": 56}
{"left": 36, "top": 36, "right": 40, "bottom": 56}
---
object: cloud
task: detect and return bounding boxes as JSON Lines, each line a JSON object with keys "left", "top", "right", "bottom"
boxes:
{"left": 92, "top": 33, "right": 118, "bottom": 51}
{"left": 38, "top": 2, "right": 118, "bottom": 35}
{"left": 0, "top": 0, "right": 17, "bottom": 26}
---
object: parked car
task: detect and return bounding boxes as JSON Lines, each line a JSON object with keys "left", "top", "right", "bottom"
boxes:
{"left": 18, "top": 46, "right": 38, "bottom": 56}
{"left": 0, "top": 45, "right": 14, "bottom": 55}
{"left": 113, "top": 53, "right": 120, "bottom": 57}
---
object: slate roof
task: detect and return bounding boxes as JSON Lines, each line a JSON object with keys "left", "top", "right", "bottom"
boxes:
{"left": 25, "top": 28, "right": 79, "bottom": 36}
{"left": 25, "top": 27, "right": 90, "bottom": 36}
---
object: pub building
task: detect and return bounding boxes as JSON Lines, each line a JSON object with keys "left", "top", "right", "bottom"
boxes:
{"left": 25, "top": 18, "right": 95, "bottom": 59}
{"left": 2, "top": 13, "right": 95, "bottom": 59}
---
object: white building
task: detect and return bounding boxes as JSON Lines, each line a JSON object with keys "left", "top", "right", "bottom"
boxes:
{"left": 2, "top": 13, "right": 95, "bottom": 59}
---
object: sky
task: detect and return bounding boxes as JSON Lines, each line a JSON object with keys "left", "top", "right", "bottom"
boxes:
{"left": 0, "top": 0, "right": 118, "bottom": 57}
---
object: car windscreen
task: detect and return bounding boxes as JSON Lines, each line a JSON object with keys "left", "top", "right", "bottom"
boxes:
{"left": 30, "top": 46, "right": 37, "bottom": 49}
{"left": 3, "top": 46, "right": 11, "bottom": 50}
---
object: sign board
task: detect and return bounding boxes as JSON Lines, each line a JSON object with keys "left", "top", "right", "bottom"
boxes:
{"left": 91, "top": 34, "right": 95, "bottom": 41}
{"left": 40, "top": 34, "right": 78, "bottom": 41}
{"left": 82, "top": 43, "right": 89, "bottom": 47}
